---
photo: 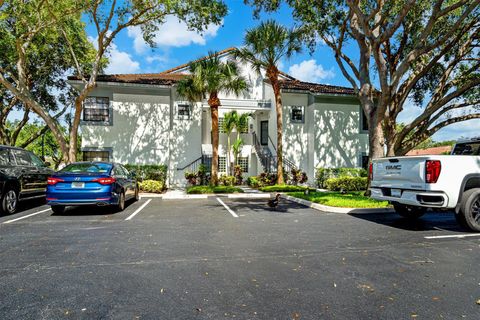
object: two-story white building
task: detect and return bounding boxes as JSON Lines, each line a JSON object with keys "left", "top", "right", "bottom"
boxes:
{"left": 69, "top": 48, "right": 369, "bottom": 186}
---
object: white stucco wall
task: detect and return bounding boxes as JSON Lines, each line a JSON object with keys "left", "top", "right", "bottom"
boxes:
{"left": 313, "top": 102, "right": 369, "bottom": 170}
{"left": 169, "top": 93, "right": 202, "bottom": 186}
{"left": 81, "top": 90, "right": 170, "bottom": 165}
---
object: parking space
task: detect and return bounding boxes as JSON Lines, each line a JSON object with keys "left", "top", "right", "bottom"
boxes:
{"left": 1, "top": 196, "right": 479, "bottom": 319}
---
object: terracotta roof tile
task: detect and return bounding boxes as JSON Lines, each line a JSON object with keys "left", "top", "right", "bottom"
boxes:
{"left": 68, "top": 73, "right": 186, "bottom": 85}
{"left": 278, "top": 79, "right": 356, "bottom": 95}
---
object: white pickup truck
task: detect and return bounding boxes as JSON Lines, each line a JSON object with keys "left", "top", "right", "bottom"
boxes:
{"left": 370, "top": 138, "right": 480, "bottom": 231}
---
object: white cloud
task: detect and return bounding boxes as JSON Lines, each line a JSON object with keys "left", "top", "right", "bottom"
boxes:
{"left": 105, "top": 43, "right": 140, "bottom": 74}
{"left": 87, "top": 35, "right": 140, "bottom": 74}
{"left": 127, "top": 17, "right": 221, "bottom": 54}
{"left": 288, "top": 59, "right": 334, "bottom": 82}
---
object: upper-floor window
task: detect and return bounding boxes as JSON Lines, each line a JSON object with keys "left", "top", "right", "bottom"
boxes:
{"left": 83, "top": 97, "right": 110, "bottom": 122}
{"left": 290, "top": 106, "right": 305, "bottom": 123}
{"left": 177, "top": 103, "right": 191, "bottom": 120}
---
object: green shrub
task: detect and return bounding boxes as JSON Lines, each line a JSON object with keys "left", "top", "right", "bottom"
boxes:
{"left": 124, "top": 164, "right": 167, "bottom": 182}
{"left": 288, "top": 168, "right": 308, "bottom": 185}
{"left": 324, "top": 177, "right": 367, "bottom": 191}
{"left": 246, "top": 176, "right": 260, "bottom": 188}
{"left": 316, "top": 167, "right": 367, "bottom": 188}
{"left": 139, "top": 180, "right": 165, "bottom": 193}
{"left": 184, "top": 171, "right": 198, "bottom": 185}
{"left": 219, "top": 175, "right": 236, "bottom": 186}
{"left": 186, "top": 185, "right": 244, "bottom": 194}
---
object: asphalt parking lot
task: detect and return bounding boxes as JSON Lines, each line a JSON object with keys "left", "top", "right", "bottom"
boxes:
{"left": 0, "top": 196, "right": 479, "bottom": 319}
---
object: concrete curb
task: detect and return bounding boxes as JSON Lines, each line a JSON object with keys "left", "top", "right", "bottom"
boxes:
{"left": 140, "top": 192, "right": 271, "bottom": 200}
{"left": 163, "top": 194, "right": 208, "bottom": 200}
{"left": 139, "top": 193, "right": 164, "bottom": 198}
{"left": 281, "top": 194, "right": 394, "bottom": 214}
{"left": 226, "top": 193, "right": 271, "bottom": 199}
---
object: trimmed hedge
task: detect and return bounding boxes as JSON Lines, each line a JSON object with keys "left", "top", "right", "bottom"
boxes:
{"left": 324, "top": 176, "right": 367, "bottom": 191}
{"left": 139, "top": 180, "right": 164, "bottom": 193}
{"left": 259, "top": 184, "right": 315, "bottom": 192}
{"left": 316, "top": 167, "right": 367, "bottom": 188}
{"left": 186, "top": 185, "right": 244, "bottom": 194}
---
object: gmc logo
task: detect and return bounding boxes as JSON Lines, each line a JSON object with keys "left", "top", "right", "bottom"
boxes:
{"left": 386, "top": 165, "right": 402, "bottom": 170}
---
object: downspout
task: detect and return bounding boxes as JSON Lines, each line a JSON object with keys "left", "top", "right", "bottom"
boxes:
{"left": 167, "top": 86, "right": 174, "bottom": 188}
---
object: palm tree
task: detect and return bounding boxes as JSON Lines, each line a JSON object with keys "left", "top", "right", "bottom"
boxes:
{"left": 233, "top": 112, "right": 250, "bottom": 167}
{"left": 222, "top": 110, "right": 238, "bottom": 175}
{"left": 177, "top": 53, "right": 248, "bottom": 185}
{"left": 235, "top": 20, "right": 302, "bottom": 184}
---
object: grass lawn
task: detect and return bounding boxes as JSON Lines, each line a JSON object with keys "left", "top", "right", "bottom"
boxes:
{"left": 186, "top": 185, "right": 244, "bottom": 194}
{"left": 259, "top": 184, "right": 316, "bottom": 192}
{"left": 287, "top": 191, "right": 389, "bottom": 208}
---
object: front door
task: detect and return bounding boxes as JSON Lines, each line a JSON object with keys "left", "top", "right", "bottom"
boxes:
{"left": 260, "top": 121, "right": 268, "bottom": 146}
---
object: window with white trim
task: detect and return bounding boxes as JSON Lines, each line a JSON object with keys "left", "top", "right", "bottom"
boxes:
{"left": 83, "top": 97, "right": 110, "bottom": 122}
{"left": 218, "top": 156, "right": 226, "bottom": 173}
{"left": 177, "top": 104, "right": 191, "bottom": 120}
{"left": 237, "top": 157, "right": 248, "bottom": 173}
{"left": 83, "top": 150, "right": 110, "bottom": 162}
{"left": 290, "top": 106, "right": 305, "bottom": 123}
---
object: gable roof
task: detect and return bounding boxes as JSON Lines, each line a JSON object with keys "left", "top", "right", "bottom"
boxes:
{"left": 68, "top": 48, "right": 356, "bottom": 95}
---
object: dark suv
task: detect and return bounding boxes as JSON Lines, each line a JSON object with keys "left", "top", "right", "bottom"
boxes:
{"left": 0, "top": 146, "right": 53, "bottom": 214}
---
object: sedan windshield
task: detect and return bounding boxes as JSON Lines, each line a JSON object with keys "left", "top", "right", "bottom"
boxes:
{"left": 60, "top": 163, "right": 112, "bottom": 174}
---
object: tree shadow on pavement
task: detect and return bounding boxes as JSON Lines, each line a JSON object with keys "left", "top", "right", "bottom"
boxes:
{"left": 348, "top": 210, "right": 467, "bottom": 232}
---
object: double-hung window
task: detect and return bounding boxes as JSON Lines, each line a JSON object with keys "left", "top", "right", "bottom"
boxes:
{"left": 83, "top": 97, "right": 110, "bottom": 123}
{"left": 177, "top": 103, "right": 191, "bottom": 120}
{"left": 290, "top": 106, "right": 305, "bottom": 123}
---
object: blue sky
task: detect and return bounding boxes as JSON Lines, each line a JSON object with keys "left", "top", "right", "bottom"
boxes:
{"left": 12, "top": 0, "right": 477, "bottom": 142}
{"left": 91, "top": 0, "right": 478, "bottom": 142}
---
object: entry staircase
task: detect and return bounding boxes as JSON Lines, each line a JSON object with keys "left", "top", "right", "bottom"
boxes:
{"left": 252, "top": 132, "right": 297, "bottom": 174}
{"left": 177, "top": 133, "right": 298, "bottom": 174}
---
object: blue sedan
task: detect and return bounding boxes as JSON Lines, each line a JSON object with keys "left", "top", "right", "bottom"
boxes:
{"left": 46, "top": 162, "right": 139, "bottom": 214}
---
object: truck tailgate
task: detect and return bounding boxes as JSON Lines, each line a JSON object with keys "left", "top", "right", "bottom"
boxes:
{"left": 372, "top": 157, "right": 427, "bottom": 190}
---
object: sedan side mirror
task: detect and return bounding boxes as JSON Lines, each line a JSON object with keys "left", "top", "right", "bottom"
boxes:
{"left": 129, "top": 170, "right": 137, "bottom": 178}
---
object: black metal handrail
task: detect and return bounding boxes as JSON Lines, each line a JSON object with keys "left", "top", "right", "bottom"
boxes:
{"left": 177, "top": 155, "right": 213, "bottom": 173}
{"left": 252, "top": 132, "right": 297, "bottom": 173}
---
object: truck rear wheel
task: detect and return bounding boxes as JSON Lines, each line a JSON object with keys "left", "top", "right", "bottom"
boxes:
{"left": 458, "top": 188, "right": 480, "bottom": 232}
{"left": 393, "top": 203, "right": 426, "bottom": 219}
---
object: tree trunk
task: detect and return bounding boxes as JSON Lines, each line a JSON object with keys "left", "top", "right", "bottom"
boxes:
{"left": 209, "top": 92, "right": 220, "bottom": 186}
{"left": 267, "top": 67, "right": 284, "bottom": 185}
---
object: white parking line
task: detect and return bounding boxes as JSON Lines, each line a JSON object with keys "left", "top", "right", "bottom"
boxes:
{"left": 125, "top": 199, "right": 151, "bottom": 221}
{"left": 3, "top": 208, "right": 51, "bottom": 224}
{"left": 216, "top": 197, "right": 238, "bottom": 218}
{"left": 425, "top": 233, "right": 480, "bottom": 239}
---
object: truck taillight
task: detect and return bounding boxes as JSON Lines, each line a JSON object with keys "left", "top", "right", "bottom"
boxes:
{"left": 425, "top": 160, "right": 441, "bottom": 183}
{"left": 369, "top": 163, "right": 373, "bottom": 180}
{"left": 47, "top": 177, "right": 64, "bottom": 185}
